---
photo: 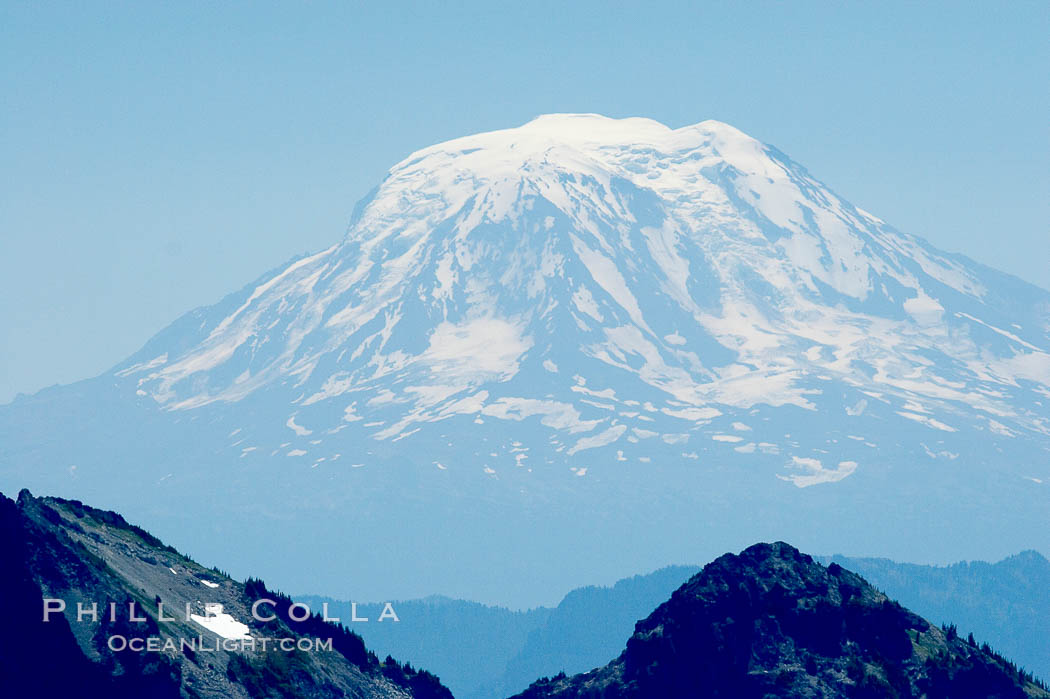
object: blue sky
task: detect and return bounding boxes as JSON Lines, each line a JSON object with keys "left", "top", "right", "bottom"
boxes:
{"left": 1, "top": 1, "right": 1047, "bottom": 403}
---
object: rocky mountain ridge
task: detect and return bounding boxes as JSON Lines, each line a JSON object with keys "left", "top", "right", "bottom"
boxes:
{"left": 0, "top": 488, "right": 451, "bottom": 699}
{"left": 512, "top": 542, "right": 1049, "bottom": 699}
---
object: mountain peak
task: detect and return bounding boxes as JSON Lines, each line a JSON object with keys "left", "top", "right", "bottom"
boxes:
{"left": 513, "top": 542, "right": 1050, "bottom": 698}
{"left": 519, "top": 112, "right": 673, "bottom": 136}
{"left": 106, "top": 111, "right": 1049, "bottom": 451}
{"left": 388, "top": 113, "right": 761, "bottom": 181}
{"left": 5, "top": 115, "right": 1049, "bottom": 607}
{"left": 412, "top": 112, "right": 740, "bottom": 148}
{"left": 517, "top": 113, "right": 751, "bottom": 143}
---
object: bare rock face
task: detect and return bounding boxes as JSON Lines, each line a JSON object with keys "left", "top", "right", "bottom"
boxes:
{"left": 0, "top": 488, "right": 452, "bottom": 699}
{"left": 512, "top": 542, "right": 1050, "bottom": 699}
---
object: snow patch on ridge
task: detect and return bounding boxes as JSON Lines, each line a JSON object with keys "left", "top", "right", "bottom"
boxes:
{"left": 190, "top": 604, "right": 251, "bottom": 641}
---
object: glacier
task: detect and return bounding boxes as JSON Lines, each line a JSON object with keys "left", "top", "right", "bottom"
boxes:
{"left": 1, "top": 114, "right": 1047, "bottom": 607}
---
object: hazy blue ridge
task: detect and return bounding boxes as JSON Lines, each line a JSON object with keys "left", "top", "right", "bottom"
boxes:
{"left": 488, "top": 565, "right": 703, "bottom": 698}
{"left": 300, "top": 553, "right": 1050, "bottom": 697}
{"left": 299, "top": 565, "right": 700, "bottom": 699}
{"left": 295, "top": 595, "right": 552, "bottom": 699}
{"left": 821, "top": 551, "right": 1050, "bottom": 685}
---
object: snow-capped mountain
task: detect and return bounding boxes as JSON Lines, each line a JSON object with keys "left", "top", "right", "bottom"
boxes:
{"left": 2, "top": 114, "right": 1048, "bottom": 606}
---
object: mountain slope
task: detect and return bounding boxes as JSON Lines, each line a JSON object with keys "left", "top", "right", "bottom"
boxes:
{"left": 1, "top": 114, "right": 1048, "bottom": 605}
{"left": 305, "top": 552, "right": 1050, "bottom": 696}
{"left": 301, "top": 564, "right": 700, "bottom": 699}
{"left": 296, "top": 595, "right": 553, "bottom": 699}
{"left": 491, "top": 565, "right": 701, "bottom": 698}
{"left": 511, "top": 542, "right": 1049, "bottom": 699}
{"left": 110, "top": 114, "right": 1050, "bottom": 445}
{"left": 824, "top": 551, "right": 1050, "bottom": 687}
{"left": 0, "top": 488, "right": 451, "bottom": 699}
{"left": 301, "top": 551, "right": 1050, "bottom": 698}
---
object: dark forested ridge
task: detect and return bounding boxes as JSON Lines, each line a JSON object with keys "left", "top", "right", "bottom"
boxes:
{"left": 308, "top": 550, "right": 1050, "bottom": 698}
{"left": 0, "top": 489, "right": 451, "bottom": 699}
{"left": 11, "top": 481, "right": 1044, "bottom": 699}
{"left": 823, "top": 551, "right": 1050, "bottom": 687}
{"left": 512, "top": 543, "right": 1050, "bottom": 699}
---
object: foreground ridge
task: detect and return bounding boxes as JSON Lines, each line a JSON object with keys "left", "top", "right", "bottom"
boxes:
{"left": 511, "top": 542, "right": 1049, "bottom": 699}
{"left": 0, "top": 489, "right": 452, "bottom": 699}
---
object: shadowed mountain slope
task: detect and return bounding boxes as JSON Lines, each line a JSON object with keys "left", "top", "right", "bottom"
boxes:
{"left": 824, "top": 551, "right": 1050, "bottom": 688}
{"left": 512, "top": 542, "right": 1049, "bottom": 699}
{"left": 0, "top": 489, "right": 451, "bottom": 699}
